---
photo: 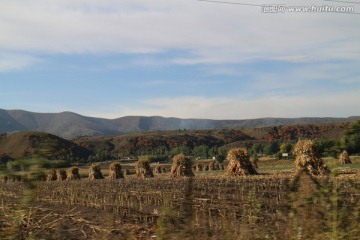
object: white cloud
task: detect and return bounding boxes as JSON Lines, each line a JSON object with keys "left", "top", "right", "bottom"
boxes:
{"left": 111, "top": 90, "right": 360, "bottom": 119}
{"left": 0, "top": 0, "right": 359, "bottom": 63}
{"left": 0, "top": 54, "right": 40, "bottom": 72}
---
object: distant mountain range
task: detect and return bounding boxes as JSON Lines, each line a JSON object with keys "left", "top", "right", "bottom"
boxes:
{"left": 0, "top": 109, "right": 359, "bottom": 139}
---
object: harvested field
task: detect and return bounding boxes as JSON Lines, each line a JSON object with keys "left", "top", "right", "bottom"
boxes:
{"left": 1, "top": 168, "right": 359, "bottom": 240}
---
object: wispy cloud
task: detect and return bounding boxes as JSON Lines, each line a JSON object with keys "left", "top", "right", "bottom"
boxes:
{"left": 113, "top": 89, "right": 360, "bottom": 119}
{"left": 0, "top": 1, "right": 359, "bottom": 63}
{"left": 0, "top": 54, "right": 40, "bottom": 72}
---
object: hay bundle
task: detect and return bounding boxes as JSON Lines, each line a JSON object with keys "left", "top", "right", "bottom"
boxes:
{"left": 109, "top": 162, "right": 124, "bottom": 179}
{"left": 339, "top": 150, "right": 351, "bottom": 164}
{"left": 153, "top": 166, "right": 162, "bottom": 174}
{"left": 46, "top": 169, "right": 57, "bottom": 181}
{"left": 215, "top": 163, "right": 220, "bottom": 170}
{"left": 88, "top": 164, "right": 104, "bottom": 180}
{"left": 293, "top": 140, "right": 330, "bottom": 176}
{"left": 67, "top": 167, "right": 81, "bottom": 180}
{"left": 56, "top": 169, "right": 67, "bottom": 181}
{"left": 135, "top": 160, "right": 154, "bottom": 178}
{"left": 195, "top": 163, "right": 203, "bottom": 171}
{"left": 208, "top": 161, "right": 216, "bottom": 171}
{"left": 1, "top": 175, "right": 8, "bottom": 183}
{"left": 226, "top": 148, "right": 257, "bottom": 176}
{"left": 220, "top": 164, "right": 225, "bottom": 170}
{"left": 170, "top": 154, "right": 194, "bottom": 177}
{"left": 251, "top": 154, "right": 259, "bottom": 169}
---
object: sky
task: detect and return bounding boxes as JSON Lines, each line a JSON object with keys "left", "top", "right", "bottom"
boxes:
{"left": 1, "top": 0, "right": 360, "bottom": 120}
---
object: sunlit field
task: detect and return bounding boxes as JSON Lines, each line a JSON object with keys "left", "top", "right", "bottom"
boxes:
{"left": 1, "top": 157, "right": 359, "bottom": 240}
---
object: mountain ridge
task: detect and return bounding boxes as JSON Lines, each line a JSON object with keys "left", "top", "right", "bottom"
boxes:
{"left": 0, "top": 108, "right": 358, "bottom": 139}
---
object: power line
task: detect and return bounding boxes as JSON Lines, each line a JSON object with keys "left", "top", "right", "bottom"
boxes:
{"left": 197, "top": 0, "right": 360, "bottom": 15}
{"left": 323, "top": 0, "right": 360, "bottom": 4}
{"left": 196, "top": 0, "right": 262, "bottom": 7}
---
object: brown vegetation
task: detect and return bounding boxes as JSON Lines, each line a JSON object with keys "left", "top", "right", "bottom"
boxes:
{"left": 152, "top": 166, "right": 162, "bottom": 174}
{"left": 195, "top": 163, "right": 203, "bottom": 171}
{"left": 135, "top": 160, "right": 154, "bottom": 178}
{"left": 293, "top": 140, "right": 330, "bottom": 176}
{"left": 108, "top": 162, "right": 124, "bottom": 179}
{"left": 46, "top": 170, "right": 57, "bottom": 181}
{"left": 56, "top": 169, "right": 67, "bottom": 181}
{"left": 226, "top": 148, "right": 257, "bottom": 176}
{"left": 66, "top": 167, "right": 81, "bottom": 180}
{"left": 208, "top": 161, "right": 216, "bottom": 171}
{"left": 339, "top": 150, "right": 352, "bottom": 164}
{"left": 170, "top": 154, "right": 194, "bottom": 177}
{"left": 88, "top": 164, "right": 104, "bottom": 180}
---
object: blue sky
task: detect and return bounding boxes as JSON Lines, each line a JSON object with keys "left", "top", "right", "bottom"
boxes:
{"left": 1, "top": 0, "right": 359, "bottom": 119}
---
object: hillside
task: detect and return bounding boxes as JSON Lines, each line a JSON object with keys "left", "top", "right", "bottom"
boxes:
{"left": 0, "top": 131, "right": 92, "bottom": 162}
{"left": 75, "top": 123, "right": 348, "bottom": 157}
{"left": 1, "top": 109, "right": 358, "bottom": 139}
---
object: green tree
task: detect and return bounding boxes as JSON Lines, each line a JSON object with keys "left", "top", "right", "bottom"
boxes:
{"left": 170, "top": 145, "right": 191, "bottom": 155}
{"left": 216, "top": 148, "right": 227, "bottom": 163}
{"left": 280, "top": 142, "right": 293, "bottom": 153}
{"left": 342, "top": 120, "right": 360, "bottom": 155}
{"left": 193, "top": 145, "right": 209, "bottom": 158}
{"left": 263, "top": 141, "right": 280, "bottom": 155}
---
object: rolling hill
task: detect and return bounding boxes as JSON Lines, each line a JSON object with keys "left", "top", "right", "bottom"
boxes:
{"left": 0, "top": 109, "right": 358, "bottom": 139}
{"left": 0, "top": 131, "right": 92, "bottom": 162}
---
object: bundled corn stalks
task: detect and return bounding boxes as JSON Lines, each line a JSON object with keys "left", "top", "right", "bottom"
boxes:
{"left": 220, "top": 164, "right": 225, "bottom": 170}
{"left": 195, "top": 163, "right": 203, "bottom": 171}
{"left": 338, "top": 150, "right": 351, "bottom": 164}
{"left": 215, "top": 163, "right": 220, "bottom": 170}
{"left": 67, "top": 167, "right": 81, "bottom": 180}
{"left": 293, "top": 140, "right": 330, "bottom": 176}
{"left": 135, "top": 160, "right": 154, "bottom": 178}
{"left": 88, "top": 164, "right": 104, "bottom": 180}
{"left": 46, "top": 169, "right": 57, "bottom": 181}
{"left": 153, "top": 166, "right": 162, "bottom": 174}
{"left": 1, "top": 175, "right": 8, "bottom": 183}
{"left": 208, "top": 161, "right": 216, "bottom": 171}
{"left": 170, "top": 154, "right": 194, "bottom": 177}
{"left": 226, "top": 148, "right": 257, "bottom": 176}
{"left": 109, "top": 162, "right": 124, "bottom": 179}
{"left": 56, "top": 169, "right": 67, "bottom": 181}
{"left": 250, "top": 153, "right": 259, "bottom": 169}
